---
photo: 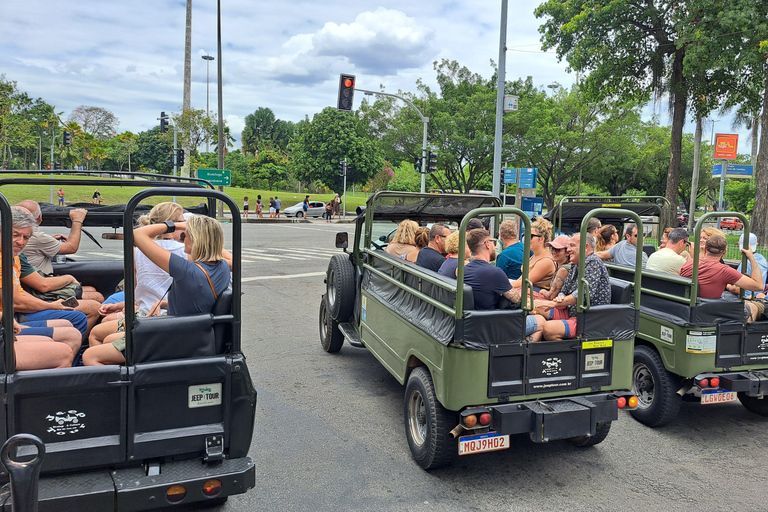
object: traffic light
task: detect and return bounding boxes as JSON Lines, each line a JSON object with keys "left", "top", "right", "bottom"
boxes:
{"left": 167, "top": 153, "right": 175, "bottom": 167}
{"left": 337, "top": 74, "right": 356, "bottom": 111}
{"left": 176, "top": 149, "right": 185, "bottom": 166}
{"left": 54, "top": 162, "right": 61, "bottom": 170}
{"left": 62, "top": 131, "right": 72, "bottom": 145}
{"left": 160, "top": 112, "right": 169, "bottom": 133}
{"left": 427, "top": 151, "right": 437, "bottom": 173}
{"left": 338, "top": 160, "right": 346, "bottom": 176}
{"left": 414, "top": 156, "right": 422, "bottom": 173}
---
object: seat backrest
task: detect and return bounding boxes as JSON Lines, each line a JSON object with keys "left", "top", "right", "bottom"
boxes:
{"left": 211, "top": 287, "right": 234, "bottom": 354}
{"left": 609, "top": 278, "right": 633, "bottom": 304}
{"left": 131, "top": 314, "right": 215, "bottom": 363}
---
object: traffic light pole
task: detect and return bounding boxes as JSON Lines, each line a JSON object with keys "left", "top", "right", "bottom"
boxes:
{"left": 49, "top": 128, "right": 56, "bottom": 203}
{"left": 343, "top": 157, "right": 348, "bottom": 220}
{"left": 355, "top": 88, "right": 429, "bottom": 193}
{"left": 173, "top": 122, "right": 178, "bottom": 204}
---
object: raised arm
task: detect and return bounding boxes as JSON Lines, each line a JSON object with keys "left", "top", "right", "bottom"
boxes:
{"left": 133, "top": 221, "right": 186, "bottom": 274}
{"left": 58, "top": 209, "right": 88, "bottom": 254}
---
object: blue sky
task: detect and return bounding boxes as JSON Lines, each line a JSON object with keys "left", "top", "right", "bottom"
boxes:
{"left": 0, "top": 0, "right": 754, "bottom": 154}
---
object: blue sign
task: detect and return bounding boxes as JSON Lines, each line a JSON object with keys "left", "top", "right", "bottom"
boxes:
{"left": 712, "top": 164, "right": 753, "bottom": 179}
{"left": 503, "top": 168, "right": 517, "bottom": 184}
{"left": 518, "top": 168, "right": 538, "bottom": 189}
{"left": 520, "top": 197, "right": 543, "bottom": 216}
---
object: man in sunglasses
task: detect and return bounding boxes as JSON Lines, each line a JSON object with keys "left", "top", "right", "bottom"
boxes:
{"left": 647, "top": 227, "right": 689, "bottom": 274}
{"left": 596, "top": 223, "right": 648, "bottom": 269}
{"left": 462, "top": 229, "right": 544, "bottom": 339}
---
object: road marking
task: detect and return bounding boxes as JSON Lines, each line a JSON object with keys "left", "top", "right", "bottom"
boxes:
{"left": 242, "top": 271, "right": 326, "bottom": 282}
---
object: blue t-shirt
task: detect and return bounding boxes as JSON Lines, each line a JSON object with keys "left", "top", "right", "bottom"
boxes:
{"left": 496, "top": 242, "right": 525, "bottom": 280}
{"left": 438, "top": 257, "right": 460, "bottom": 279}
{"left": 463, "top": 259, "right": 512, "bottom": 310}
{"left": 737, "top": 253, "right": 768, "bottom": 298}
{"left": 167, "top": 255, "right": 231, "bottom": 316}
{"left": 416, "top": 247, "right": 446, "bottom": 272}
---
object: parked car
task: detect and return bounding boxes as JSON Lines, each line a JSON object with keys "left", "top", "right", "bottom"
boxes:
{"left": 283, "top": 200, "right": 326, "bottom": 218}
{"left": 720, "top": 217, "right": 743, "bottom": 230}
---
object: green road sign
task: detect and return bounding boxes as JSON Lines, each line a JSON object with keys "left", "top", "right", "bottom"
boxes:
{"left": 198, "top": 169, "right": 231, "bottom": 186}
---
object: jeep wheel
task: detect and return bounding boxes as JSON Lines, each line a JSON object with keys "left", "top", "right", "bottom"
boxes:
{"left": 404, "top": 367, "right": 456, "bottom": 470}
{"left": 737, "top": 393, "right": 768, "bottom": 416}
{"left": 568, "top": 421, "right": 611, "bottom": 447}
{"left": 630, "top": 345, "right": 680, "bottom": 427}
{"left": 319, "top": 295, "right": 344, "bottom": 353}
{"left": 326, "top": 254, "right": 355, "bottom": 322}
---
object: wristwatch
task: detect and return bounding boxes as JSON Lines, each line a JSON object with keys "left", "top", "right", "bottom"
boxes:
{"left": 163, "top": 221, "right": 175, "bottom": 233}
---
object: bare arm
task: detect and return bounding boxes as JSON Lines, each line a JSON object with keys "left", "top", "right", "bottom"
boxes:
{"left": 20, "top": 272, "right": 77, "bottom": 293}
{"left": 502, "top": 287, "right": 521, "bottom": 304}
{"left": 539, "top": 266, "right": 569, "bottom": 299}
{"left": 734, "top": 249, "right": 764, "bottom": 292}
{"left": 595, "top": 250, "right": 611, "bottom": 260}
{"left": 133, "top": 222, "right": 185, "bottom": 274}
{"left": 14, "top": 290, "right": 72, "bottom": 313}
{"left": 58, "top": 209, "right": 88, "bottom": 254}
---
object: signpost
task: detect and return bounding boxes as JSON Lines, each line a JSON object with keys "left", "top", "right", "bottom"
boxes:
{"left": 197, "top": 169, "right": 231, "bottom": 186}
{"left": 712, "top": 134, "right": 739, "bottom": 226}
{"left": 503, "top": 95, "right": 519, "bottom": 113}
{"left": 712, "top": 163, "right": 753, "bottom": 178}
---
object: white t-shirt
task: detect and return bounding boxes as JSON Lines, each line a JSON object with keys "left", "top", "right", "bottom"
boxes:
{"left": 135, "top": 239, "right": 186, "bottom": 314}
{"left": 646, "top": 247, "right": 686, "bottom": 275}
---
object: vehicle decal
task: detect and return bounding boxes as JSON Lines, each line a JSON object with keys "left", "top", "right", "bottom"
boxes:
{"left": 541, "top": 357, "right": 563, "bottom": 376}
{"left": 582, "top": 340, "right": 612, "bottom": 349}
{"left": 660, "top": 326, "right": 674, "bottom": 343}
{"left": 585, "top": 353, "right": 605, "bottom": 371}
{"left": 685, "top": 331, "right": 716, "bottom": 354}
{"left": 188, "top": 383, "right": 223, "bottom": 408}
{"left": 46, "top": 410, "right": 86, "bottom": 436}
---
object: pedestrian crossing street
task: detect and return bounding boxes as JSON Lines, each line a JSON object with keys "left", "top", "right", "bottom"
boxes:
{"left": 68, "top": 246, "right": 340, "bottom": 264}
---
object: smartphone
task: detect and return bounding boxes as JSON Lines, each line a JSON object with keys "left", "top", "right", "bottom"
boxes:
{"left": 61, "top": 297, "right": 79, "bottom": 308}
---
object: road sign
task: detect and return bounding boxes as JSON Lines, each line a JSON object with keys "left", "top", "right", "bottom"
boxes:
{"left": 712, "top": 164, "right": 753, "bottom": 179}
{"left": 503, "top": 168, "right": 517, "bottom": 184}
{"left": 518, "top": 168, "right": 538, "bottom": 189}
{"left": 520, "top": 197, "right": 543, "bottom": 216}
{"left": 503, "top": 95, "right": 519, "bottom": 113}
{"left": 713, "top": 133, "right": 739, "bottom": 160}
{"left": 198, "top": 169, "right": 231, "bottom": 186}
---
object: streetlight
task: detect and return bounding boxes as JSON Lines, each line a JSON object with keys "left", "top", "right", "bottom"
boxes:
{"left": 202, "top": 54, "right": 215, "bottom": 153}
{"left": 547, "top": 81, "right": 561, "bottom": 91}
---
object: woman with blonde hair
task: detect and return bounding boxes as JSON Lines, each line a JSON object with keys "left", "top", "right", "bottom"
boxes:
{"left": 84, "top": 213, "right": 231, "bottom": 366}
{"left": 385, "top": 219, "right": 419, "bottom": 258}
{"left": 404, "top": 227, "right": 430, "bottom": 263}
{"left": 700, "top": 226, "right": 725, "bottom": 253}
{"left": 512, "top": 217, "right": 556, "bottom": 291}
{"left": 596, "top": 224, "right": 619, "bottom": 252}
{"left": 438, "top": 231, "right": 470, "bottom": 278}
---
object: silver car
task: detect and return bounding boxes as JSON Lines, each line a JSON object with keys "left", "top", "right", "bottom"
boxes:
{"left": 283, "top": 200, "right": 326, "bottom": 218}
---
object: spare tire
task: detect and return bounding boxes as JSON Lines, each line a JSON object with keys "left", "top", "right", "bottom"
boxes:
{"left": 326, "top": 254, "right": 356, "bottom": 322}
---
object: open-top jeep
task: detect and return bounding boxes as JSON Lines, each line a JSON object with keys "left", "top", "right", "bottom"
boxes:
{"left": 608, "top": 211, "right": 768, "bottom": 427}
{"left": 0, "top": 173, "right": 256, "bottom": 510}
{"left": 319, "top": 191, "right": 642, "bottom": 469}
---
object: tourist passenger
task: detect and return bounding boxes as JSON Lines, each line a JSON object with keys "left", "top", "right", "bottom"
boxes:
{"left": 699, "top": 226, "right": 725, "bottom": 255}
{"left": 83, "top": 214, "right": 231, "bottom": 365}
{"left": 463, "top": 229, "right": 544, "bottom": 339}
{"left": 511, "top": 217, "right": 556, "bottom": 291}
{"left": 680, "top": 234, "right": 763, "bottom": 299}
{"left": 404, "top": 227, "right": 430, "bottom": 263}
{"left": 596, "top": 223, "right": 648, "bottom": 269}
{"left": 536, "top": 233, "right": 612, "bottom": 341}
{"left": 496, "top": 220, "right": 525, "bottom": 280}
{"left": 727, "top": 233, "right": 768, "bottom": 299}
{"left": 587, "top": 217, "right": 602, "bottom": 238}
{"left": 385, "top": 220, "right": 419, "bottom": 258}
{"left": 438, "top": 231, "right": 469, "bottom": 278}
{"left": 646, "top": 228, "right": 689, "bottom": 274}
{"left": 658, "top": 227, "right": 673, "bottom": 250}
{"left": 538, "top": 234, "right": 571, "bottom": 300}
{"left": 416, "top": 223, "right": 450, "bottom": 271}
{"left": 596, "top": 224, "right": 618, "bottom": 252}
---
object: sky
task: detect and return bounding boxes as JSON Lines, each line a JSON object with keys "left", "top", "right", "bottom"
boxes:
{"left": 0, "top": 0, "right": 754, "bottom": 154}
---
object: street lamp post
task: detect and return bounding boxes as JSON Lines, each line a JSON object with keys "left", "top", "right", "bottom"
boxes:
{"left": 356, "top": 88, "right": 429, "bottom": 193}
{"left": 202, "top": 54, "right": 214, "bottom": 153}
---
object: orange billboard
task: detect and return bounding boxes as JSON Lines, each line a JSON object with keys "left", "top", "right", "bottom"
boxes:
{"left": 714, "top": 133, "right": 739, "bottom": 160}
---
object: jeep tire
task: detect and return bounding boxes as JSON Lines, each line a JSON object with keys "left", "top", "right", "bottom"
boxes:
{"left": 630, "top": 345, "right": 680, "bottom": 427}
{"left": 568, "top": 421, "right": 611, "bottom": 447}
{"left": 404, "top": 367, "right": 456, "bottom": 470}
{"left": 326, "top": 254, "right": 355, "bottom": 322}
{"left": 738, "top": 393, "right": 768, "bottom": 416}
{"left": 319, "top": 295, "right": 344, "bottom": 353}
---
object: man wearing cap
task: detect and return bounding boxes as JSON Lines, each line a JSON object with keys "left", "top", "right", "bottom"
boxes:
{"left": 726, "top": 233, "right": 768, "bottom": 298}
{"left": 647, "top": 227, "right": 690, "bottom": 274}
{"left": 596, "top": 223, "right": 648, "bottom": 269}
{"left": 496, "top": 220, "right": 526, "bottom": 280}
{"left": 680, "top": 234, "right": 763, "bottom": 299}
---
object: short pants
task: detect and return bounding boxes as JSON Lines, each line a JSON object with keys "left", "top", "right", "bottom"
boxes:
{"left": 550, "top": 307, "right": 577, "bottom": 338}
{"left": 524, "top": 315, "right": 539, "bottom": 336}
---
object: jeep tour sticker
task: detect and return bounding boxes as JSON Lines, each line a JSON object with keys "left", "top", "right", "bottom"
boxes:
{"left": 46, "top": 410, "right": 86, "bottom": 436}
{"left": 361, "top": 296, "right": 367, "bottom": 322}
{"left": 188, "top": 383, "right": 223, "bottom": 408}
{"left": 541, "top": 357, "right": 562, "bottom": 376}
{"left": 582, "top": 340, "right": 612, "bottom": 349}
{"left": 584, "top": 353, "right": 605, "bottom": 371}
{"left": 685, "top": 331, "right": 716, "bottom": 353}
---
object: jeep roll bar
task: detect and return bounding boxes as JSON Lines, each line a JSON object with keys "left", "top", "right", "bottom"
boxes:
{"left": 0, "top": 194, "right": 15, "bottom": 374}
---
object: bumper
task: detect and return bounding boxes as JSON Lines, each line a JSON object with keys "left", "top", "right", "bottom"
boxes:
{"left": 710, "top": 371, "right": 768, "bottom": 397}
{"left": 0, "top": 457, "right": 254, "bottom": 512}
{"left": 490, "top": 394, "right": 618, "bottom": 442}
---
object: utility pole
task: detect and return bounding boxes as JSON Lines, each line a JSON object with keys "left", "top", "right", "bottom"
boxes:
{"left": 491, "top": 0, "right": 508, "bottom": 202}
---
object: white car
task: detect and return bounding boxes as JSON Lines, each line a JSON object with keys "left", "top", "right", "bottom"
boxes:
{"left": 283, "top": 200, "right": 327, "bottom": 218}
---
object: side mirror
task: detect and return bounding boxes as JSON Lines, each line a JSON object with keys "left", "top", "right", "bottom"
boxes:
{"left": 335, "top": 232, "right": 349, "bottom": 250}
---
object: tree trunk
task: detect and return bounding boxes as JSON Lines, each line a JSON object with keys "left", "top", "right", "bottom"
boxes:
{"left": 752, "top": 70, "right": 768, "bottom": 245}
{"left": 182, "top": 0, "right": 192, "bottom": 178}
{"left": 664, "top": 49, "right": 687, "bottom": 228}
{"left": 752, "top": 114, "right": 760, "bottom": 168}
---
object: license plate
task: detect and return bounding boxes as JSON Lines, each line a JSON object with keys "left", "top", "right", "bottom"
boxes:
{"left": 701, "top": 390, "right": 737, "bottom": 405}
{"left": 458, "top": 432, "right": 510, "bottom": 456}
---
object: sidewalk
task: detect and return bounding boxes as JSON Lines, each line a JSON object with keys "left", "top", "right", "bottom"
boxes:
{"left": 219, "top": 212, "right": 355, "bottom": 224}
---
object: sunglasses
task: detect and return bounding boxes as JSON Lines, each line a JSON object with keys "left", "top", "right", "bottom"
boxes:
{"left": 530, "top": 234, "right": 543, "bottom": 238}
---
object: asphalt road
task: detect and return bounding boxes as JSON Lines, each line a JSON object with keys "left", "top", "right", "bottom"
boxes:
{"left": 64, "top": 219, "right": 768, "bottom": 511}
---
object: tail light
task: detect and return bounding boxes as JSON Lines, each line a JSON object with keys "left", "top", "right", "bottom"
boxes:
{"left": 202, "top": 479, "right": 222, "bottom": 497}
{"left": 617, "top": 397, "right": 627, "bottom": 409}
{"left": 479, "top": 413, "right": 491, "bottom": 426}
{"left": 628, "top": 396, "right": 638, "bottom": 408}
{"left": 464, "top": 414, "right": 478, "bottom": 428}
{"left": 166, "top": 485, "right": 187, "bottom": 503}
{"left": 698, "top": 378, "right": 709, "bottom": 388}
{"left": 709, "top": 377, "right": 720, "bottom": 388}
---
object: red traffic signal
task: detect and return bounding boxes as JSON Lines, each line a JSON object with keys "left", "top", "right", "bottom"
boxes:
{"left": 337, "top": 74, "right": 356, "bottom": 111}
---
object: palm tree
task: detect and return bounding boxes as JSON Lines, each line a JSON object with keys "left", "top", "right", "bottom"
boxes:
{"left": 182, "top": 0, "right": 192, "bottom": 178}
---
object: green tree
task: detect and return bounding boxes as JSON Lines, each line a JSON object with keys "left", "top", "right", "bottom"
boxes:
{"left": 106, "top": 132, "right": 138, "bottom": 172}
{"left": 132, "top": 127, "right": 173, "bottom": 173}
{"left": 290, "top": 107, "right": 383, "bottom": 191}
{"left": 536, "top": 1, "right": 691, "bottom": 225}
{"left": 241, "top": 108, "right": 295, "bottom": 155}
{"left": 248, "top": 148, "right": 288, "bottom": 190}
{"left": 68, "top": 105, "right": 119, "bottom": 141}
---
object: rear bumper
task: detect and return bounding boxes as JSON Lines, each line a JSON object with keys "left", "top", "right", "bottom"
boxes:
{"left": 708, "top": 371, "right": 768, "bottom": 397}
{"left": 490, "top": 394, "right": 618, "bottom": 442}
{"left": 0, "top": 457, "right": 254, "bottom": 512}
